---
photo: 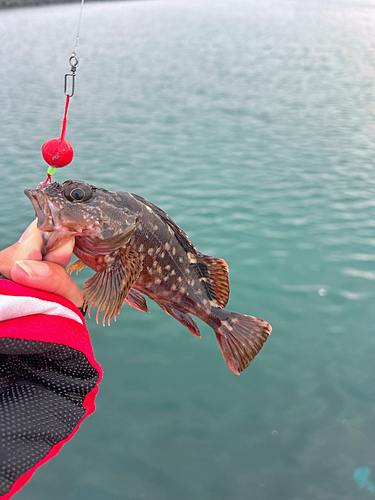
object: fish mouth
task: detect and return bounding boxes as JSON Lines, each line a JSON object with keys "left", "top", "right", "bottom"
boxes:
{"left": 24, "top": 188, "right": 57, "bottom": 232}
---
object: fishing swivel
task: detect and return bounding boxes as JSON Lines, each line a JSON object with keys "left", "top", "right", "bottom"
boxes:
{"left": 69, "top": 52, "right": 79, "bottom": 71}
{"left": 65, "top": 52, "right": 79, "bottom": 97}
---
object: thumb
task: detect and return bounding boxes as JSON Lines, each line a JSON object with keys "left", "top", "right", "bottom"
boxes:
{"left": 11, "top": 260, "right": 83, "bottom": 308}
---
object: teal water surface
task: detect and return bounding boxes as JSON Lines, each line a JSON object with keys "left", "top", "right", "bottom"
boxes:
{"left": 1, "top": 0, "right": 375, "bottom": 498}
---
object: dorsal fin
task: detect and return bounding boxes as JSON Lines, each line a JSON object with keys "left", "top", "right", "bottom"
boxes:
{"left": 131, "top": 193, "right": 229, "bottom": 307}
{"left": 194, "top": 253, "right": 230, "bottom": 308}
{"left": 130, "top": 193, "right": 197, "bottom": 254}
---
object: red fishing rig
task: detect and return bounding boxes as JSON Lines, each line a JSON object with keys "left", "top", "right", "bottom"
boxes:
{"left": 38, "top": 55, "right": 77, "bottom": 189}
{"left": 38, "top": 0, "right": 84, "bottom": 189}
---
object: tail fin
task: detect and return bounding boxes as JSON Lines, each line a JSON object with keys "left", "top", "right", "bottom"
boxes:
{"left": 213, "top": 309, "right": 271, "bottom": 375}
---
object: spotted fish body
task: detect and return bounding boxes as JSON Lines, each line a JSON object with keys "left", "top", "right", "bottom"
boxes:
{"left": 25, "top": 180, "right": 271, "bottom": 374}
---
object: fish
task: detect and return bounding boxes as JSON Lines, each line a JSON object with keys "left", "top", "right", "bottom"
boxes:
{"left": 24, "top": 179, "right": 272, "bottom": 374}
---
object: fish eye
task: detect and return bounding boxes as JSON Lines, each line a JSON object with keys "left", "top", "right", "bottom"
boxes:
{"left": 64, "top": 184, "right": 93, "bottom": 203}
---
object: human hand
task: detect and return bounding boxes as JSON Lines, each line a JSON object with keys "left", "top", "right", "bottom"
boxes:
{"left": 0, "top": 220, "right": 83, "bottom": 308}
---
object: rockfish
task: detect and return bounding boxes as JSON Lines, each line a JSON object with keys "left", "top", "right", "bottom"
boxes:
{"left": 25, "top": 180, "right": 271, "bottom": 374}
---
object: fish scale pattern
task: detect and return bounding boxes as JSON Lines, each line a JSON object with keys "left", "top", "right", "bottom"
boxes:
{"left": 0, "top": 338, "right": 99, "bottom": 497}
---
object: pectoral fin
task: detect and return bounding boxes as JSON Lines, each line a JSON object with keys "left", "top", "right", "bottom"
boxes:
{"left": 83, "top": 248, "right": 142, "bottom": 325}
{"left": 75, "top": 224, "right": 137, "bottom": 255}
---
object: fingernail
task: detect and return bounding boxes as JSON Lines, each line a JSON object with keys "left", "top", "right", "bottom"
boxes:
{"left": 14, "top": 261, "right": 50, "bottom": 277}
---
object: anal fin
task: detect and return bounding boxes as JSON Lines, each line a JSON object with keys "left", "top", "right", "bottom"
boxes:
{"left": 157, "top": 302, "right": 201, "bottom": 338}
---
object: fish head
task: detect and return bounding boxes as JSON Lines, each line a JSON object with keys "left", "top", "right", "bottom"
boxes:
{"left": 24, "top": 180, "right": 138, "bottom": 254}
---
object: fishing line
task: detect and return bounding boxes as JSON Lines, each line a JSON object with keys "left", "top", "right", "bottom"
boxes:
{"left": 38, "top": 0, "right": 86, "bottom": 188}
{"left": 73, "top": 0, "right": 85, "bottom": 55}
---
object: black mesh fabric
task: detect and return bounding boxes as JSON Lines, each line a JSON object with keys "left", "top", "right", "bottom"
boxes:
{"left": 0, "top": 337, "right": 99, "bottom": 496}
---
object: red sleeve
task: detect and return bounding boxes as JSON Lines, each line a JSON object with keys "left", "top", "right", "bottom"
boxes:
{"left": 0, "top": 280, "right": 103, "bottom": 500}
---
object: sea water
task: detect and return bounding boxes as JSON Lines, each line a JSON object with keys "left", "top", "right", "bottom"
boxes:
{"left": 1, "top": 0, "right": 375, "bottom": 498}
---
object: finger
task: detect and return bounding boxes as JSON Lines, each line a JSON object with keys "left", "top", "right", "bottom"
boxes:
{"left": 0, "top": 228, "right": 43, "bottom": 278}
{"left": 19, "top": 226, "right": 44, "bottom": 261}
{"left": 44, "top": 237, "right": 75, "bottom": 268}
{"left": 18, "top": 219, "right": 38, "bottom": 243}
{"left": 11, "top": 260, "right": 83, "bottom": 308}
